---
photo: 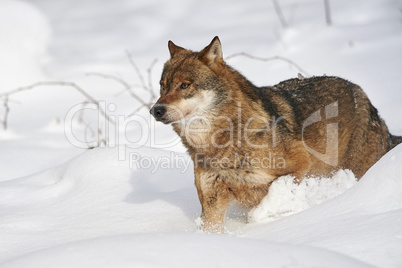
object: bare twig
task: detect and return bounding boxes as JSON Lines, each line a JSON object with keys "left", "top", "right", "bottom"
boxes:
{"left": 126, "top": 51, "right": 159, "bottom": 99}
{"left": 147, "top": 58, "right": 158, "bottom": 100}
{"left": 83, "top": 119, "right": 96, "bottom": 144}
{"left": 82, "top": 120, "right": 106, "bottom": 149}
{"left": 127, "top": 105, "right": 146, "bottom": 118}
{"left": 112, "top": 82, "right": 148, "bottom": 97}
{"left": 0, "top": 81, "right": 115, "bottom": 125}
{"left": 98, "top": 129, "right": 106, "bottom": 147}
{"left": 272, "top": 0, "right": 288, "bottom": 28}
{"left": 125, "top": 50, "right": 149, "bottom": 92}
{"left": 1, "top": 96, "right": 10, "bottom": 130}
{"left": 86, "top": 72, "right": 150, "bottom": 107}
{"left": 225, "top": 52, "right": 310, "bottom": 77}
{"left": 76, "top": 101, "right": 106, "bottom": 148}
{"left": 88, "top": 56, "right": 158, "bottom": 115}
{"left": 77, "top": 101, "right": 91, "bottom": 124}
{"left": 324, "top": 0, "right": 332, "bottom": 26}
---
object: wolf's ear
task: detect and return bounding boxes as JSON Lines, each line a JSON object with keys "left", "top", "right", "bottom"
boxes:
{"left": 168, "top": 40, "right": 185, "bottom": 58}
{"left": 199, "top": 36, "right": 223, "bottom": 66}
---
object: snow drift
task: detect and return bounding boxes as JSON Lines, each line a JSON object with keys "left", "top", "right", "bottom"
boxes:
{"left": 1, "top": 144, "right": 401, "bottom": 267}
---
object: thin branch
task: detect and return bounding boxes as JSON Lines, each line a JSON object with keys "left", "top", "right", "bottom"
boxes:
{"left": 77, "top": 101, "right": 91, "bottom": 124}
{"left": 125, "top": 50, "right": 149, "bottom": 92}
{"left": 0, "top": 81, "right": 92, "bottom": 101}
{"left": 98, "top": 128, "right": 106, "bottom": 147}
{"left": 0, "top": 81, "right": 115, "bottom": 125}
{"left": 77, "top": 101, "right": 106, "bottom": 148}
{"left": 324, "top": 0, "right": 332, "bottom": 26}
{"left": 86, "top": 72, "right": 149, "bottom": 107}
{"left": 113, "top": 83, "right": 150, "bottom": 97}
{"left": 127, "top": 105, "right": 147, "bottom": 118}
{"left": 225, "top": 52, "right": 310, "bottom": 77}
{"left": 1, "top": 96, "right": 10, "bottom": 130}
{"left": 87, "top": 57, "right": 158, "bottom": 114}
{"left": 272, "top": 0, "right": 288, "bottom": 28}
{"left": 83, "top": 119, "right": 96, "bottom": 145}
{"left": 147, "top": 58, "right": 158, "bottom": 100}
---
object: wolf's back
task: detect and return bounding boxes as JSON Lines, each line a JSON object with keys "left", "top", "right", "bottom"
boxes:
{"left": 390, "top": 135, "right": 402, "bottom": 150}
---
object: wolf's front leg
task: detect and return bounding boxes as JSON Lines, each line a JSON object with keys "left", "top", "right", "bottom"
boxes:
{"left": 195, "top": 171, "right": 231, "bottom": 233}
{"left": 199, "top": 196, "right": 229, "bottom": 233}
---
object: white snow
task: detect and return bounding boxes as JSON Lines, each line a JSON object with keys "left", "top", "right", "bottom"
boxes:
{"left": 248, "top": 170, "right": 358, "bottom": 223}
{"left": 1, "top": 0, "right": 402, "bottom": 267}
{"left": 0, "top": 0, "right": 50, "bottom": 90}
{"left": 245, "top": 144, "right": 402, "bottom": 267}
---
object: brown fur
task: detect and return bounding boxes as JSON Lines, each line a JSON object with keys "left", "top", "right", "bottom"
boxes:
{"left": 150, "top": 36, "right": 401, "bottom": 232}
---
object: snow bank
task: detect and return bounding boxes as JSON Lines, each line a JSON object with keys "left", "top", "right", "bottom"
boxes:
{"left": 244, "top": 144, "right": 402, "bottom": 267}
{"left": 1, "top": 145, "right": 401, "bottom": 266}
{"left": 249, "top": 170, "right": 357, "bottom": 222}
{"left": 0, "top": 147, "right": 197, "bottom": 262}
{"left": 2, "top": 234, "right": 370, "bottom": 268}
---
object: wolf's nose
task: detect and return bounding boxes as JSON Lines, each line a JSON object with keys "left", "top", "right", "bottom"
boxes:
{"left": 150, "top": 105, "right": 166, "bottom": 120}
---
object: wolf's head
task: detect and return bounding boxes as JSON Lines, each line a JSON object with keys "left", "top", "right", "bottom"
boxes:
{"left": 150, "top": 36, "right": 228, "bottom": 124}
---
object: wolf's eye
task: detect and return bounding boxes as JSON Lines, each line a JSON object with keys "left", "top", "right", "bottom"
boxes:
{"left": 180, "top": 83, "right": 189, "bottom": 89}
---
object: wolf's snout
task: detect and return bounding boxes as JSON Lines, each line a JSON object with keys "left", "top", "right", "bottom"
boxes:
{"left": 150, "top": 104, "right": 166, "bottom": 120}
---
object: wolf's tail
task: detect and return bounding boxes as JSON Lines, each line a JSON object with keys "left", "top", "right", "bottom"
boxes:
{"left": 389, "top": 134, "right": 402, "bottom": 151}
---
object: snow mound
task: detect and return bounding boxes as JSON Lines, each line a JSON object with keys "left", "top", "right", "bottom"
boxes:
{"left": 249, "top": 170, "right": 357, "bottom": 222}
{"left": 0, "top": 147, "right": 198, "bottom": 262}
{"left": 244, "top": 144, "right": 402, "bottom": 267}
{"left": 2, "top": 234, "right": 371, "bottom": 268}
{"left": 1, "top": 145, "right": 401, "bottom": 267}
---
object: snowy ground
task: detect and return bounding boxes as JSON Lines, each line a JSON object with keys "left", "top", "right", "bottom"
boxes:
{"left": 1, "top": 0, "right": 402, "bottom": 267}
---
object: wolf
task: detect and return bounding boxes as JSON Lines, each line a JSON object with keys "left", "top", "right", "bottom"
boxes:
{"left": 150, "top": 36, "right": 402, "bottom": 232}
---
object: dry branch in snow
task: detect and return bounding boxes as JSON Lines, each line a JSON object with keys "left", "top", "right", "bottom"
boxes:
{"left": 1, "top": 96, "right": 10, "bottom": 130}
{"left": 0, "top": 81, "right": 115, "bottom": 127}
{"left": 225, "top": 52, "right": 310, "bottom": 77}
{"left": 88, "top": 55, "right": 158, "bottom": 117}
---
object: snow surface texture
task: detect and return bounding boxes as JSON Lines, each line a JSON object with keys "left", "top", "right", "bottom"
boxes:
{"left": 1, "top": 0, "right": 402, "bottom": 267}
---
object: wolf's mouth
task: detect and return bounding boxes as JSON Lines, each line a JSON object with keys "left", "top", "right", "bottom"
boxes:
{"left": 151, "top": 102, "right": 197, "bottom": 125}
{"left": 159, "top": 116, "right": 174, "bottom": 124}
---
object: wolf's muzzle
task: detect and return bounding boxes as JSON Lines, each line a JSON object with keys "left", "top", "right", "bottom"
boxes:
{"left": 150, "top": 104, "right": 166, "bottom": 121}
